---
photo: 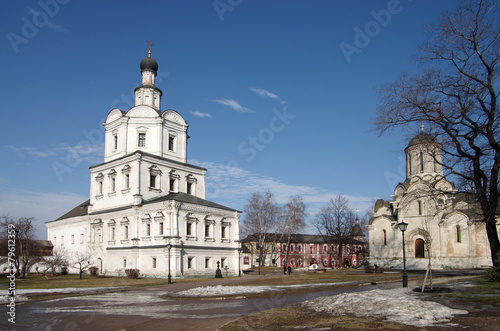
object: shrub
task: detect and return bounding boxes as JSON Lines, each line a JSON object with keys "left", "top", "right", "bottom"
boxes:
{"left": 125, "top": 269, "right": 140, "bottom": 279}
{"left": 89, "top": 266, "right": 99, "bottom": 276}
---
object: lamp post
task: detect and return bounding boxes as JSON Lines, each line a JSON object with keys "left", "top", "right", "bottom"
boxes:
{"left": 398, "top": 221, "right": 408, "bottom": 288}
{"left": 166, "top": 243, "right": 172, "bottom": 284}
{"left": 238, "top": 247, "right": 242, "bottom": 277}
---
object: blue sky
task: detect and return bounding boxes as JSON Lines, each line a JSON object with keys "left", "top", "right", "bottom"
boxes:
{"left": 0, "top": 0, "right": 459, "bottom": 239}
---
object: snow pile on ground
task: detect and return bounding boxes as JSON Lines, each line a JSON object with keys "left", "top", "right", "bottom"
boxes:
{"left": 0, "top": 287, "right": 125, "bottom": 304}
{"left": 174, "top": 282, "right": 354, "bottom": 297}
{"left": 304, "top": 288, "right": 468, "bottom": 327}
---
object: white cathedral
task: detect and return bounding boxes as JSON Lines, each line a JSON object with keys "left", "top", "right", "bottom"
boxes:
{"left": 46, "top": 50, "right": 242, "bottom": 277}
{"left": 368, "top": 128, "right": 500, "bottom": 269}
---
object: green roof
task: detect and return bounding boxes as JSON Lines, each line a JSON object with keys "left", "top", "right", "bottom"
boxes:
{"left": 145, "top": 192, "right": 240, "bottom": 212}
{"left": 49, "top": 192, "right": 239, "bottom": 222}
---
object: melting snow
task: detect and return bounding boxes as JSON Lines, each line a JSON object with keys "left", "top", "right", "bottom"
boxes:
{"left": 303, "top": 287, "right": 468, "bottom": 327}
{"left": 0, "top": 287, "right": 125, "bottom": 304}
{"left": 174, "top": 282, "right": 355, "bottom": 297}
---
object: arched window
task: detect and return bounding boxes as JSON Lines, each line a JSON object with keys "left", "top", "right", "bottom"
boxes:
{"left": 415, "top": 239, "right": 425, "bottom": 258}
{"left": 382, "top": 229, "right": 387, "bottom": 246}
{"left": 418, "top": 201, "right": 422, "bottom": 215}
{"left": 420, "top": 152, "right": 424, "bottom": 172}
{"left": 456, "top": 225, "right": 461, "bottom": 243}
{"left": 408, "top": 153, "right": 412, "bottom": 176}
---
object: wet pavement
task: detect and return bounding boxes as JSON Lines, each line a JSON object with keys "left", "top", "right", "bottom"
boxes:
{"left": 1, "top": 272, "right": 481, "bottom": 331}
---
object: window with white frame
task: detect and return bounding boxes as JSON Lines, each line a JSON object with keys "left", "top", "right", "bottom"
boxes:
{"left": 152, "top": 257, "right": 157, "bottom": 269}
{"left": 95, "top": 173, "right": 104, "bottom": 196}
{"left": 121, "top": 165, "right": 131, "bottom": 191}
{"left": 186, "top": 174, "right": 197, "bottom": 195}
{"left": 108, "top": 169, "right": 117, "bottom": 194}
{"left": 138, "top": 132, "right": 146, "bottom": 147}
{"left": 124, "top": 225, "right": 129, "bottom": 239}
{"left": 221, "top": 224, "right": 228, "bottom": 240}
{"left": 159, "top": 222, "right": 164, "bottom": 235}
{"left": 205, "top": 223, "right": 211, "bottom": 237}
{"left": 169, "top": 170, "right": 179, "bottom": 192}
{"left": 188, "top": 257, "right": 194, "bottom": 269}
{"left": 168, "top": 135, "right": 175, "bottom": 151}
{"left": 149, "top": 166, "right": 161, "bottom": 190}
{"left": 113, "top": 132, "right": 118, "bottom": 150}
{"left": 205, "top": 257, "right": 211, "bottom": 269}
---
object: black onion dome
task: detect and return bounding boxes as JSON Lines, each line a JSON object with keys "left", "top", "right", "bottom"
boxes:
{"left": 407, "top": 132, "right": 438, "bottom": 148}
{"left": 140, "top": 57, "right": 158, "bottom": 73}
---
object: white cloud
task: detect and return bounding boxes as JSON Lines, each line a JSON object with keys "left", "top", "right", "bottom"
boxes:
{"left": 213, "top": 99, "right": 253, "bottom": 113}
{"left": 0, "top": 189, "right": 88, "bottom": 240}
{"left": 191, "top": 111, "right": 212, "bottom": 118}
{"left": 8, "top": 143, "right": 103, "bottom": 164}
{"left": 250, "top": 87, "right": 280, "bottom": 99}
{"left": 26, "top": 7, "right": 69, "bottom": 33}
{"left": 192, "top": 160, "right": 375, "bottom": 217}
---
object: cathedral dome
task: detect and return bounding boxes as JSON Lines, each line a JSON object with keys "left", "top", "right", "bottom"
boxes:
{"left": 407, "top": 132, "right": 438, "bottom": 148}
{"left": 140, "top": 57, "right": 158, "bottom": 73}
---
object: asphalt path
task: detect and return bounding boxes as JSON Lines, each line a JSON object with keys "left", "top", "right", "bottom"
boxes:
{"left": 1, "top": 272, "right": 476, "bottom": 331}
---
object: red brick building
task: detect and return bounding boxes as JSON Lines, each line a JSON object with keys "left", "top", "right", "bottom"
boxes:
{"left": 280, "top": 234, "right": 367, "bottom": 268}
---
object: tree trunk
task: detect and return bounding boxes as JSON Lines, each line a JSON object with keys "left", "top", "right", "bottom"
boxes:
{"left": 485, "top": 214, "right": 500, "bottom": 267}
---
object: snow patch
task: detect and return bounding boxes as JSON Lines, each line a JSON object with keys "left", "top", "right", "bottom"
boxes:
{"left": 304, "top": 288, "right": 468, "bottom": 327}
{"left": 174, "top": 282, "right": 354, "bottom": 297}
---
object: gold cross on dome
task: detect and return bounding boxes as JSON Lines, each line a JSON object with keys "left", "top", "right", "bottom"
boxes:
{"left": 146, "top": 39, "right": 153, "bottom": 57}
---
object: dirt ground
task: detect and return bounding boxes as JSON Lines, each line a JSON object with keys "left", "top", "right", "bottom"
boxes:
{"left": 220, "top": 274, "right": 500, "bottom": 331}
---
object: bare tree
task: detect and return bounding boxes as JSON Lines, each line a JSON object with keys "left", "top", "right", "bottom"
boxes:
{"left": 38, "top": 246, "right": 69, "bottom": 277}
{"left": 374, "top": 0, "right": 500, "bottom": 267}
{"left": 280, "top": 196, "right": 307, "bottom": 269}
{"left": 0, "top": 215, "right": 42, "bottom": 278}
{"left": 242, "top": 191, "right": 281, "bottom": 274}
{"left": 314, "top": 195, "right": 356, "bottom": 268}
{"left": 73, "top": 251, "right": 94, "bottom": 280}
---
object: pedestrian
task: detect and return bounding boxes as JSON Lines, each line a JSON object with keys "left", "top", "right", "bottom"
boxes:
{"left": 287, "top": 266, "right": 292, "bottom": 275}
{"left": 284, "top": 265, "right": 287, "bottom": 275}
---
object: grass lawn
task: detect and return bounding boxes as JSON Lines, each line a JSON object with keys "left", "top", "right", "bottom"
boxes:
{"left": 0, "top": 272, "right": 215, "bottom": 290}
{"left": 234, "top": 267, "right": 403, "bottom": 287}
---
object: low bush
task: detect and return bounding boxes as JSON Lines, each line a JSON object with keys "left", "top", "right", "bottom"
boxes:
{"left": 89, "top": 266, "right": 99, "bottom": 276}
{"left": 125, "top": 269, "right": 140, "bottom": 279}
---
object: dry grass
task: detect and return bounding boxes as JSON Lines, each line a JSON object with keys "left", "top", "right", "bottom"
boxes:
{"left": 234, "top": 268, "right": 402, "bottom": 287}
{"left": 220, "top": 306, "right": 413, "bottom": 331}
{"left": 0, "top": 272, "right": 220, "bottom": 290}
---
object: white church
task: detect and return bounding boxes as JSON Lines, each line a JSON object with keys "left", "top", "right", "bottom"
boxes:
{"left": 46, "top": 49, "right": 242, "bottom": 277}
{"left": 368, "top": 128, "right": 500, "bottom": 270}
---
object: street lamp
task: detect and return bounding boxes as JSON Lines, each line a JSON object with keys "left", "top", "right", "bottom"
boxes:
{"left": 398, "top": 221, "right": 408, "bottom": 288}
{"left": 166, "top": 243, "right": 172, "bottom": 284}
{"left": 238, "top": 247, "right": 242, "bottom": 277}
